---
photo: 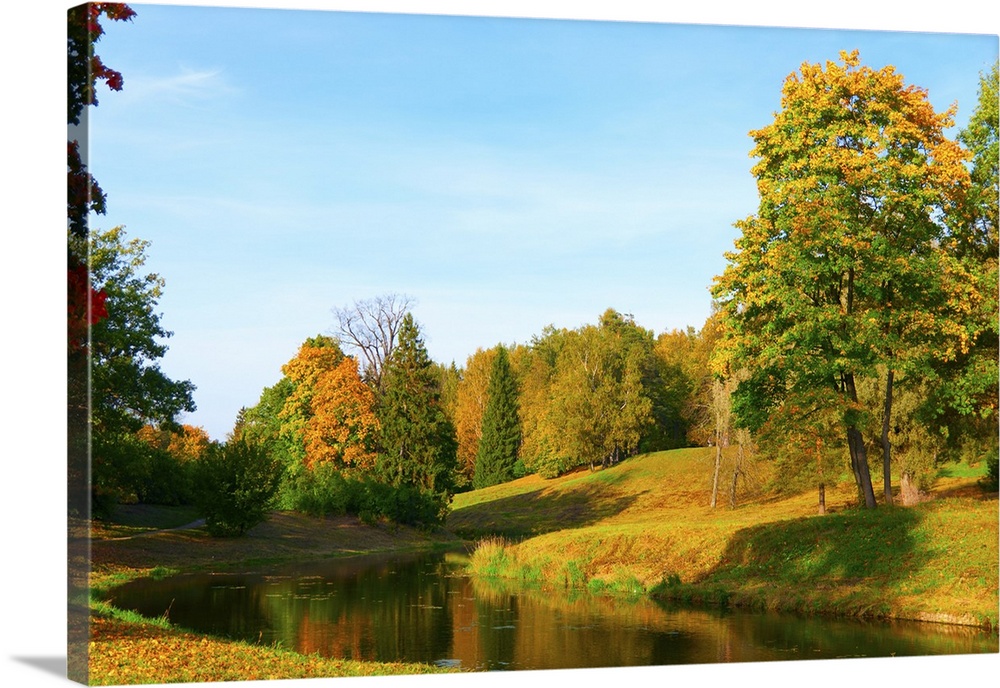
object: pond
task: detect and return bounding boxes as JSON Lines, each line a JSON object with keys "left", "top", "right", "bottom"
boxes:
{"left": 106, "top": 549, "right": 998, "bottom": 671}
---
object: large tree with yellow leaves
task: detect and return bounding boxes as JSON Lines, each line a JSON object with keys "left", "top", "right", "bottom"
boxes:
{"left": 712, "top": 51, "right": 983, "bottom": 508}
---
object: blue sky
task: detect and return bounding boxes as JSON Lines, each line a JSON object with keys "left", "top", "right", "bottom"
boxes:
{"left": 77, "top": 2, "right": 998, "bottom": 440}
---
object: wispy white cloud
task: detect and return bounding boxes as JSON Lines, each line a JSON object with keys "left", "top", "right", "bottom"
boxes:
{"left": 121, "top": 66, "right": 238, "bottom": 107}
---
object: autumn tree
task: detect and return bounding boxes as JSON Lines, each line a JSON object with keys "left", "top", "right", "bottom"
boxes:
{"left": 511, "top": 328, "right": 566, "bottom": 477}
{"left": 278, "top": 335, "right": 378, "bottom": 472}
{"left": 473, "top": 346, "right": 522, "bottom": 489}
{"left": 128, "top": 424, "right": 212, "bottom": 506}
{"left": 138, "top": 423, "right": 211, "bottom": 463}
{"left": 67, "top": 4, "right": 135, "bottom": 526}
{"left": 651, "top": 327, "right": 703, "bottom": 447}
{"left": 453, "top": 347, "right": 498, "bottom": 482}
{"left": 753, "top": 387, "right": 845, "bottom": 513}
{"left": 332, "top": 293, "right": 415, "bottom": 393}
{"left": 375, "top": 313, "right": 459, "bottom": 522}
{"left": 67, "top": 3, "right": 135, "bottom": 238}
{"left": 541, "top": 311, "right": 653, "bottom": 474}
{"left": 659, "top": 310, "right": 725, "bottom": 447}
{"left": 713, "top": 51, "right": 979, "bottom": 508}
{"left": 303, "top": 357, "right": 379, "bottom": 471}
{"left": 708, "top": 377, "right": 731, "bottom": 509}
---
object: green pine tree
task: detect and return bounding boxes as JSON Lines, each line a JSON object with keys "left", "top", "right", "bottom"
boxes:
{"left": 474, "top": 346, "right": 522, "bottom": 489}
{"left": 376, "top": 313, "right": 458, "bottom": 522}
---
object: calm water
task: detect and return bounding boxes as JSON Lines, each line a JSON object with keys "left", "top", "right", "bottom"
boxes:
{"left": 107, "top": 549, "right": 998, "bottom": 671}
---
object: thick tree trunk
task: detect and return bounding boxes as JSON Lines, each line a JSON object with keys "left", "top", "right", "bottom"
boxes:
{"left": 847, "top": 426, "right": 878, "bottom": 508}
{"left": 881, "top": 369, "right": 895, "bottom": 505}
{"left": 843, "top": 372, "right": 877, "bottom": 509}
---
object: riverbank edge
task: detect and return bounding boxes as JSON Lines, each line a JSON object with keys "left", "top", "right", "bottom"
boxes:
{"left": 86, "top": 501, "right": 997, "bottom": 684}
{"left": 86, "top": 521, "right": 469, "bottom": 684}
{"left": 466, "top": 560, "right": 997, "bottom": 632}
{"left": 464, "top": 533, "right": 999, "bottom": 633}
{"left": 647, "top": 581, "right": 995, "bottom": 630}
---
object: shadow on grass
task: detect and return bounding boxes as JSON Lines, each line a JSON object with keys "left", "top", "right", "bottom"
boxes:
{"left": 448, "top": 481, "right": 643, "bottom": 540}
{"left": 676, "top": 506, "right": 932, "bottom": 616}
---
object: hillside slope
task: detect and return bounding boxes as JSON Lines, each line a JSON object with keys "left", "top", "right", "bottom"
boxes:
{"left": 447, "top": 448, "right": 999, "bottom": 628}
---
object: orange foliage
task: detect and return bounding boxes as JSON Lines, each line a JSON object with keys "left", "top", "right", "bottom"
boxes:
{"left": 304, "top": 357, "right": 379, "bottom": 470}
{"left": 453, "top": 348, "right": 497, "bottom": 479}
{"left": 136, "top": 424, "right": 210, "bottom": 462}
{"left": 281, "top": 338, "right": 378, "bottom": 471}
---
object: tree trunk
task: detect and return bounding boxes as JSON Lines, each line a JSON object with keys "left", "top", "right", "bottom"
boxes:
{"left": 818, "top": 483, "right": 826, "bottom": 514}
{"left": 881, "top": 369, "right": 895, "bottom": 505}
{"left": 900, "top": 471, "right": 927, "bottom": 506}
{"left": 729, "top": 441, "right": 744, "bottom": 509}
{"left": 843, "top": 372, "right": 877, "bottom": 509}
{"left": 710, "top": 442, "right": 722, "bottom": 508}
{"left": 847, "top": 426, "right": 878, "bottom": 508}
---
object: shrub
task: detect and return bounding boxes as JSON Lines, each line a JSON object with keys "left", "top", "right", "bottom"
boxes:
{"left": 194, "top": 439, "right": 284, "bottom": 537}
{"left": 981, "top": 450, "right": 999, "bottom": 491}
{"left": 280, "top": 463, "right": 352, "bottom": 516}
{"left": 279, "top": 464, "right": 449, "bottom": 527}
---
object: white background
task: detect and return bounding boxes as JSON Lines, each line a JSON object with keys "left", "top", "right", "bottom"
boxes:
{"left": 2, "top": 2, "right": 997, "bottom": 687}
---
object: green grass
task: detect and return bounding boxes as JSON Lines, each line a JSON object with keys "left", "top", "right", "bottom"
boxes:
{"left": 936, "top": 460, "right": 988, "bottom": 479}
{"left": 451, "top": 448, "right": 999, "bottom": 628}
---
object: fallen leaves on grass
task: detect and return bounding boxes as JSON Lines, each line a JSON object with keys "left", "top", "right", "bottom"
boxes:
{"left": 88, "top": 615, "right": 452, "bottom": 685}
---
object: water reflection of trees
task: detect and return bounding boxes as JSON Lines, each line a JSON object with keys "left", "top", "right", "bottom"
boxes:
{"left": 109, "top": 551, "right": 998, "bottom": 672}
{"left": 260, "top": 555, "right": 456, "bottom": 663}
{"left": 468, "top": 576, "right": 998, "bottom": 668}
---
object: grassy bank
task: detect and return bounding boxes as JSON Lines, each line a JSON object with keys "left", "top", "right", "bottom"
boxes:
{"left": 85, "top": 507, "right": 464, "bottom": 682}
{"left": 88, "top": 613, "right": 455, "bottom": 685}
{"left": 452, "top": 448, "right": 999, "bottom": 628}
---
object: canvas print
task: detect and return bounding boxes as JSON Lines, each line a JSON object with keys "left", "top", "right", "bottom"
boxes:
{"left": 66, "top": 1, "right": 998, "bottom": 685}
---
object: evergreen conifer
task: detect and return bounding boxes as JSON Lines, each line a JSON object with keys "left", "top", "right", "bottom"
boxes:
{"left": 474, "top": 346, "right": 522, "bottom": 489}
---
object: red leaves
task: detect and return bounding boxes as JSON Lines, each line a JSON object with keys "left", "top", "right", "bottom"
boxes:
{"left": 81, "top": 3, "right": 137, "bottom": 38}
{"left": 68, "top": 140, "right": 108, "bottom": 236}
{"left": 90, "top": 55, "right": 125, "bottom": 94}
{"left": 68, "top": 264, "right": 108, "bottom": 352}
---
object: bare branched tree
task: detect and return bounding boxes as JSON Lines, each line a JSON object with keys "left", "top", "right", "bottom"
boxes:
{"left": 332, "top": 293, "right": 415, "bottom": 393}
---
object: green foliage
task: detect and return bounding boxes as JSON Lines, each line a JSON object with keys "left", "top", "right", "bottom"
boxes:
{"left": 473, "top": 346, "right": 522, "bottom": 489}
{"left": 236, "top": 376, "right": 303, "bottom": 474}
{"left": 375, "top": 314, "right": 459, "bottom": 523}
{"left": 712, "top": 52, "right": 984, "bottom": 506}
{"left": 194, "top": 439, "right": 284, "bottom": 537}
{"left": 280, "top": 463, "right": 451, "bottom": 526}
{"left": 71, "top": 227, "right": 197, "bottom": 512}
{"left": 90, "top": 432, "right": 193, "bottom": 517}
{"left": 519, "top": 310, "right": 655, "bottom": 476}
{"left": 958, "top": 60, "right": 999, "bottom": 254}
{"left": 981, "top": 451, "right": 999, "bottom": 492}
{"left": 278, "top": 462, "right": 353, "bottom": 515}
{"left": 76, "top": 227, "right": 197, "bottom": 436}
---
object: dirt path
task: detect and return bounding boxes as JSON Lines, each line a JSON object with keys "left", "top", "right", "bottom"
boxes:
{"left": 90, "top": 511, "right": 461, "bottom": 575}
{"left": 99, "top": 518, "right": 207, "bottom": 542}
